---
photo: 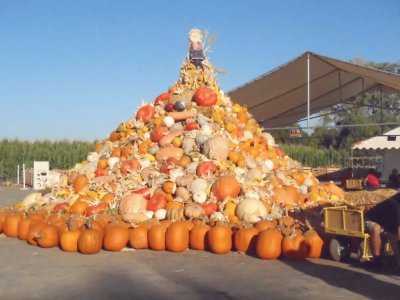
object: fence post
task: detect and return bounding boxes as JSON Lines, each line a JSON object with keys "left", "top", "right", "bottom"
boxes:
{"left": 21, "top": 164, "right": 28, "bottom": 190}
{"left": 17, "top": 165, "right": 20, "bottom": 185}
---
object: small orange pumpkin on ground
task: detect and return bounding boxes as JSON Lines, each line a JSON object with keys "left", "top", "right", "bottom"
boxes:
{"left": 234, "top": 227, "right": 259, "bottom": 254}
{"left": 78, "top": 220, "right": 103, "bottom": 254}
{"left": 207, "top": 224, "right": 232, "bottom": 254}
{"left": 148, "top": 224, "right": 167, "bottom": 251}
{"left": 256, "top": 229, "right": 283, "bottom": 260}
{"left": 103, "top": 224, "right": 129, "bottom": 251}
{"left": 36, "top": 224, "right": 59, "bottom": 248}
{"left": 165, "top": 222, "right": 189, "bottom": 252}
{"left": 281, "top": 233, "right": 309, "bottom": 260}
{"left": 190, "top": 224, "right": 210, "bottom": 251}
{"left": 129, "top": 226, "right": 149, "bottom": 249}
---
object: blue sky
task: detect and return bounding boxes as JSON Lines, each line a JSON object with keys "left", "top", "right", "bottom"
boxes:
{"left": 0, "top": 0, "right": 399, "bottom": 141}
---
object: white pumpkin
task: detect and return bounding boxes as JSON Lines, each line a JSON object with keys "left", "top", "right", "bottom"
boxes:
{"left": 235, "top": 198, "right": 267, "bottom": 224}
{"left": 154, "top": 209, "right": 167, "bottom": 220}
{"left": 190, "top": 178, "right": 208, "bottom": 194}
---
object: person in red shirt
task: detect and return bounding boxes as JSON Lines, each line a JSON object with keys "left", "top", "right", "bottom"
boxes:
{"left": 364, "top": 169, "right": 381, "bottom": 189}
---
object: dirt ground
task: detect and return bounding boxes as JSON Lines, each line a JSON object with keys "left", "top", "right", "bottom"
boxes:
{"left": 1, "top": 185, "right": 399, "bottom": 300}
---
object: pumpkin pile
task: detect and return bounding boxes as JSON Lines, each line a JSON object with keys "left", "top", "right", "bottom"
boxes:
{"left": 1, "top": 29, "right": 343, "bottom": 259}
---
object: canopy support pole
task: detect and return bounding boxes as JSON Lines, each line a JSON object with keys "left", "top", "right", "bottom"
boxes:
{"left": 338, "top": 70, "right": 342, "bottom": 103}
{"left": 307, "top": 53, "right": 310, "bottom": 135}
{"left": 380, "top": 85, "right": 383, "bottom": 134}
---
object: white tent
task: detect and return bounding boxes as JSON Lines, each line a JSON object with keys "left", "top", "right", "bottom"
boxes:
{"left": 228, "top": 51, "right": 400, "bottom": 129}
{"left": 352, "top": 127, "right": 400, "bottom": 180}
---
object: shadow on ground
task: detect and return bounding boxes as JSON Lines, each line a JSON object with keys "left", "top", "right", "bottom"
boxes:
{"left": 282, "top": 258, "right": 400, "bottom": 299}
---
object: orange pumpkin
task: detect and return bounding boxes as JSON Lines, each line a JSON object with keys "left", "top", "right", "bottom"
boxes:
{"left": 212, "top": 175, "right": 241, "bottom": 201}
{"left": 121, "top": 145, "right": 132, "bottom": 159}
{"left": 234, "top": 227, "right": 259, "bottom": 254}
{"left": 194, "top": 87, "right": 217, "bottom": 107}
{"left": 154, "top": 92, "right": 170, "bottom": 105}
{"left": 190, "top": 224, "right": 210, "bottom": 251}
{"left": 17, "top": 215, "right": 32, "bottom": 241}
{"left": 148, "top": 224, "right": 167, "bottom": 251}
{"left": 129, "top": 226, "right": 149, "bottom": 249}
{"left": 303, "top": 228, "right": 324, "bottom": 258}
{"left": 70, "top": 199, "right": 89, "bottom": 215}
{"left": 281, "top": 234, "right": 308, "bottom": 260}
{"left": 207, "top": 224, "right": 232, "bottom": 254}
{"left": 59, "top": 220, "right": 81, "bottom": 252}
{"left": 103, "top": 224, "right": 129, "bottom": 251}
{"left": 26, "top": 220, "right": 47, "bottom": 246}
{"left": 78, "top": 220, "right": 103, "bottom": 254}
{"left": 136, "top": 105, "right": 155, "bottom": 123}
{"left": 4, "top": 212, "right": 22, "bottom": 238}
{"left": 165, "top": 222, "right": 189, "bottom": 252}
{"left": 36, "top": 224, "right": 59, "bottom": 248}
{"left": 120, "top": 158, "right": 140, "bottom": 176}
{"left": 256, "top": 229, "right": 283, "bottom": 260}
{"left": 196, "top": 162, "right": 218, "bottom": 178}
{"left": 73, "top": 174, "right": 89, "bottom": 194}
{"left": 151, "top": 127, "right": 168, "bottom": 142}
{"left": 254, "top": 220, "right": 277, "bottom": 232}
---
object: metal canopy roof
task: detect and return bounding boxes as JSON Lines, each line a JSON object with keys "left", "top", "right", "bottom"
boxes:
{"left": 228, "top": 51, "right": 400, "bottom": 128}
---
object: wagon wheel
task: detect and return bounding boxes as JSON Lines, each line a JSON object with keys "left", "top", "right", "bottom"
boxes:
{"left": 329, "top": 237, "right": 351, "bottom": 262}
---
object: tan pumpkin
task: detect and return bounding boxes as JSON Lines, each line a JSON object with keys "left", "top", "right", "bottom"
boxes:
{"left": 202, "top": 136, "right": 230, "bottom": 160}
{"left": 119, "top": 194, "right": 147, "bottom": 215}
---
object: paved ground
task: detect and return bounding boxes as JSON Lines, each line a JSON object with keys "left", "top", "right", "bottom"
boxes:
{"left": 1, "top": 185, "right": 400, "bottom": 300}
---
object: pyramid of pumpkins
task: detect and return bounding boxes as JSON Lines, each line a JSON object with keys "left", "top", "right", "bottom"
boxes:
{"left": 2, "top": 29, "right": 345, "bottom": 258}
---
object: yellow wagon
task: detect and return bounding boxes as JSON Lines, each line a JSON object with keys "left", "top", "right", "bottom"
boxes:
{"left": 323, "top": 206, "right": 393, "bottom": 262}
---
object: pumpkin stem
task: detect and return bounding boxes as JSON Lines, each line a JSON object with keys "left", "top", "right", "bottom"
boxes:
{"left": 66, "top": 219, "right": 73, "bottom": 231}
{"left": 305, "top": 218, "right": 313, "bottom": 231}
